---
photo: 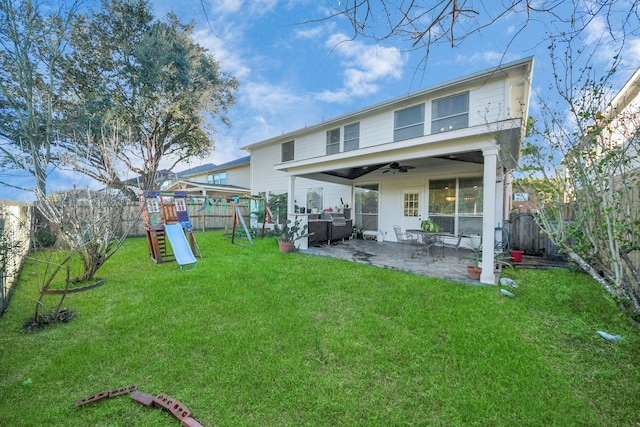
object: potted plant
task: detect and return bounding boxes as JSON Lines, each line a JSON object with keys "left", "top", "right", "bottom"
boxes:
{"left": 421, "top": 218, "right": 439, "bottom": 232}
{"left": 273, "top": 216, "right": 310, "bottom": 253}
{"left": 462, "top": 242, "right": 512, "bottom": 280}
{"left": 353, "top": 227, "right": 364, "bottom": 239}
{"left": 462, "top": 244, "right": 483, "bottom": 280}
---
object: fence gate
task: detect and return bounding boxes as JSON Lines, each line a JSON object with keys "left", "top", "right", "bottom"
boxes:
{"left": 507, "top": 212, "right": 565, "bottom": 258}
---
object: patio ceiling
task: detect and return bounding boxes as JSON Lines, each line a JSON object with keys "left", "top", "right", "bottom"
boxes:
{"left": 320, "top": 151, "right": 485, "bottom": 181}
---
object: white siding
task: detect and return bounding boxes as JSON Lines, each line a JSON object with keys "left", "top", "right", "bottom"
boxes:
{"left": 185, "top": 172, "right": 208, "bottom": 182}
{"left": 274, "top": 82, "right": 509, "bottom": 162}
{"left": 469, "top": 79, "right": 507, "bottom": 126}
{"left": 184, "top": 166, "right": 250, "bottom": 188}
{"left": 251, "top": 144, "right": 287, "bottom": 195}
{"left": 226, "top": 166, "right": 250, "bottom": 188}
{"left": 250, "top": 143, "right": 352, "bottom": 207}
{"left": 295, "top": 132, "right": 326, "bottom": 159}
{"left": 360, "top": 114, "right": 393, "bottom": 148}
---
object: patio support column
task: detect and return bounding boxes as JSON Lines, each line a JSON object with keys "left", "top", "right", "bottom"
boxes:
{"left": 287, "top": 175, "right": 308, "bottom": 250}
{"left": 480, "top": 147, "right": 498, "bottom": 284}
{"left": 495, "top": 167, "right": 505, "bottom": 224}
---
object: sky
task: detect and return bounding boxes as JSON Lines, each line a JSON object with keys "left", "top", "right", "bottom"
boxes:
{"left": 2, "top": 0, "right": 640, "bottom": 201}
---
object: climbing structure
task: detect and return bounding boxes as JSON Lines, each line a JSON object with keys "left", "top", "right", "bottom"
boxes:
{"left": 140, "top": 192, "right": 201, "bottom": 264}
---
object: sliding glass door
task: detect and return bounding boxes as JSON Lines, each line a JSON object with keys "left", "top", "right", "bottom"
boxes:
{"left": 355, "top": 184, "right": 379, "bottom": 231}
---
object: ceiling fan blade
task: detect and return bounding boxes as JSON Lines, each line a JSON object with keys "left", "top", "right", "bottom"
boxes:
{"left": 401, "top": 165, "right": 416, "bottom": 170}
{"left": 382, "top": 169, "right": 390, "bottom": 173}
{"left": 399, "top": 168, "right": 408, "bottom": 173}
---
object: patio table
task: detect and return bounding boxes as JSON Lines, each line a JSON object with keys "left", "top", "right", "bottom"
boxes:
{"left": 407, "top": 230, "right": 448, "bottom": 259}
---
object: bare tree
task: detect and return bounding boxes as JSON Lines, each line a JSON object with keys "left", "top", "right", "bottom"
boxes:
{"left": 518, "top": 38, "right": 640, "bottom": 316}
{"left": 320, "top": 1, "right": 640, "bottom": 67}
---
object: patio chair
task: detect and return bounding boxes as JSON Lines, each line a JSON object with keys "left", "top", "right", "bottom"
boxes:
{"left": 394, "top": 225, "right": 417, "bottom": 257}
{"left": 442, "top": 230, "right": 464, "bottom": 261}
{"left": 393, "top": 225, "right": 417, "bottom": 244}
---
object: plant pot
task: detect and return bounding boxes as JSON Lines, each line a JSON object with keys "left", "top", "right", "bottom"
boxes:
{"left": 510, "top": 250, "right": 524, "bottom": 263}
{"left": 278, "top": 241, "right": 294, "bottom": 253}
{"left": 467, "top": 266, "right": 482, "bottom": 280}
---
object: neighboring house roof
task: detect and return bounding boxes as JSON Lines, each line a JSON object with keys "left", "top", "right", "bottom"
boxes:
{"left": 214, "top": 155, "right": 250, "bottom": 170}
{"left": 602, "top": 67, "right": 640, "bottom": 122}
{"left": 177, "top": 156, "right": 250, "bottom": 178}
{"left": 177, "top": 163, "right": 217, "bottom": 178}
{"left": 581, "top": 66, "right": 640, "bottom": 158}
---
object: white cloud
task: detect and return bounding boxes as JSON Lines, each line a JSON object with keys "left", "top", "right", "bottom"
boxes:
{"left": 583, "top": 15, "right": 607, "bottom": 46}
{"left": 295, "top": 21, "right": 335, "bottom": 40}
{"left": 194, "top": 80, "right": 324, "bottom": 166}
{"left": 193, "top": 28, "right": 251, "bottom": 80}
{"left": 211, "top": 0, "right": 242, "bottom": 14}
{"left": 242, "top": 81, "right": 305, "bottom": 113}
{"left": 210, "top": 0, "right": 279, "bottom": 16}
{"left": 316, "top": 32, "right": 405, "bottom": 102}
{"left": 623, "top": 38, "right": 640, "bottom": 67}
{"left": 454, "top": 50, "right": 517, "bottom": 65}
{"left": 295, "top": 26, "right": 326, "bottom": 40}
{"left": 315, "top": 88, "right": 350, "bottom": 104}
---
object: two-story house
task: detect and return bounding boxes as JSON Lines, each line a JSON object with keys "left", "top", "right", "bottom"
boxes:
{"left": 244, "top": 57, "right": 534, "bottom": 284}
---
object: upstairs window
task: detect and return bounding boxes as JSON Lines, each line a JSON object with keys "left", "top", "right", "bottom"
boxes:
{"left": 344, "top": 122, "right": 360, "bottom": 151}
{"left": 214, "top": 171, "right": 226, "bottom": 185}
{"left": 431, "top": 92, "right": 469, "bottom": 133}
{"left": 326, "top": 128, "right": 340, "bottom": 155}
{"left": 282, "top": 140, "right": 294, "bottom": 162}
{"left": 394, "top": 104, "right": 425, "bottom": 141}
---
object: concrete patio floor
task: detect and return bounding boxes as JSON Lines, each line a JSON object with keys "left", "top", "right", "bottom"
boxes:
{"left": 302, "top": 238, "right": 477, "bottom": 283}
{"left": 302, "top": 238, "right": 570, "bottom": 284}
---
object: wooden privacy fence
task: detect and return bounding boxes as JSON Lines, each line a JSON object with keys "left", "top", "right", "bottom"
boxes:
{"left": 104, "top": 198, "right": 254, "bottom": 237}
{"left": 507, "top": 211, "right": 566, "bottom": 258}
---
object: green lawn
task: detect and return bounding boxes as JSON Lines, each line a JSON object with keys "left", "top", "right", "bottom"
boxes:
{"left": 1, "top": 231, "right": 639, "bottom": 426}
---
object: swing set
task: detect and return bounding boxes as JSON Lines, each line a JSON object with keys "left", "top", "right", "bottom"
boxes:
{"left": 228, "top": 195, "right": 272, "bottom": 246}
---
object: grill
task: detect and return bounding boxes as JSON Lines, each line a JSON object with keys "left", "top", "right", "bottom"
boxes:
{"left": 321, "top": 212, "right": 347, "bottom": 227}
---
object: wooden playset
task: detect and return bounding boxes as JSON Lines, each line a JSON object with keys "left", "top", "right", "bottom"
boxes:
{"left": 139, "top": 192, "right": 201, "bottom": 267}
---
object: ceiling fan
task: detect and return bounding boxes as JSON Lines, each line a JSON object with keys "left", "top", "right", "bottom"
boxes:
{"left": 382, "top": 161, "right": 416, "bottom": 173}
